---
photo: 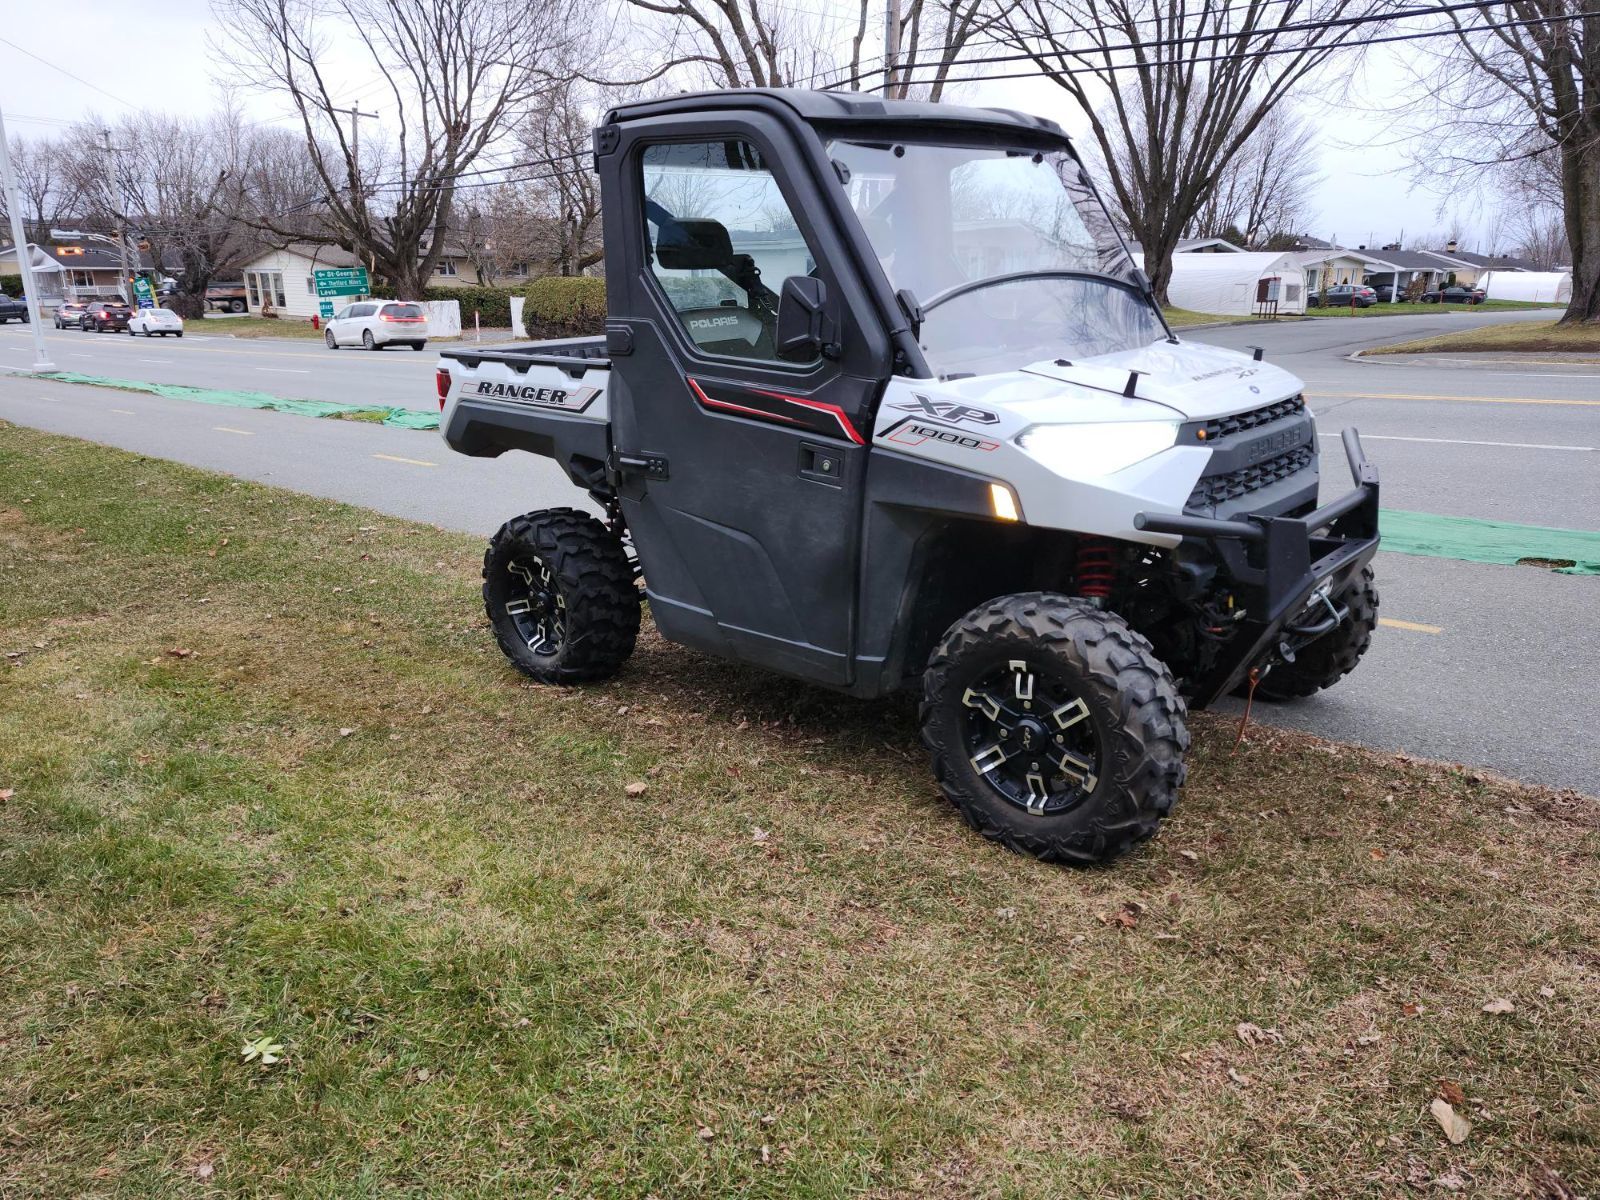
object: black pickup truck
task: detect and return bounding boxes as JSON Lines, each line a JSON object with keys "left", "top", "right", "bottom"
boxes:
{"left": 0, "top": 293, "right": 30, "bottom": 323}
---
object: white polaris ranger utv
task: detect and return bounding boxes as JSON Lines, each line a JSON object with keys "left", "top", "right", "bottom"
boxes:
{"left": 437, "top": 88, "right": 1381, "bottom": 865}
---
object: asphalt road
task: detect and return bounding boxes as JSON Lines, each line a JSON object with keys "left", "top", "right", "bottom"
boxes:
{"left": 0, "top": 318, "right": 446, "bottom": 412}
{"left": 2, "top": 310, "right": 1596, "bottom": 795}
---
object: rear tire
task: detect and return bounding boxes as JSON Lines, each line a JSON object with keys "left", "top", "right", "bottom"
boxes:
{"left": 362, "top": 329, "right": 376, "bottom": 350}
{"left": 482, "top": 508, "right": 640, "bottom": 685}
{"left": 921, "top": 593, "right": 1189, "bottom": 866}
{"left": 1254, "top": 567, "right": 1378, "bottom": 701}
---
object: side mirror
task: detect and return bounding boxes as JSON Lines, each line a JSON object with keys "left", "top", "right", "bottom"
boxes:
{"left": 775, "top": 275, "right": 836, "bottom": 362}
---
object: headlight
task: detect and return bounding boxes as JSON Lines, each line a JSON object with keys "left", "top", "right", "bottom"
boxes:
{"left": 1015, "top": 421, "right": 1181, "bottom": 478}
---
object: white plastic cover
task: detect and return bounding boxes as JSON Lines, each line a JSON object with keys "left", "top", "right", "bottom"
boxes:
{"left": 1479, "top": 271, "right": 1571, "bottom": 304}
{"left": 424, "top": 299, "right": 463, "bottom": 336}
{"left": 1132, "top": 250, "right": 1306, "bottom": 316}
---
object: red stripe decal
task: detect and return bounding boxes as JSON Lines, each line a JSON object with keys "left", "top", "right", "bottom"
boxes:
{"left": 745, "top": 386, "right": 865, "bottom": 445}
{"left": 687, "top": 377, "right": 804, "bottom": 425}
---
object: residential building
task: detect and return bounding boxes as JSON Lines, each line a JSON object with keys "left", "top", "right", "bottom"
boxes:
{"left": 235, "top": 243, "right": 368, "bottom": 319}
{"left": 0, "top": 241, "right": 182, "bottom": 306}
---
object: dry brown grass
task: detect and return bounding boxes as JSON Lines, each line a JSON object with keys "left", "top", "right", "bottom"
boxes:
{"left": 1, "top": 423, "right": 1596, "bottom": 1198}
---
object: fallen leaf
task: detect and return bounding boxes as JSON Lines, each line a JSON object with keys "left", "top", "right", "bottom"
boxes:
{"left": 192, "top": 1160, "right": 215, "bottom": 1180}
{"left": 415, "top": 1067, "right": 431, "bottom": 1082}
{"left": 1539, "top": 986, "right": 1556, "bottom": 998}
{"left": 0, "top": 788, "right": 12, "bottom": 802}
{"left": 240, "top": 1035, "right": 284, "bottom": 1066}
{"left": 1236, "top": 1022, "right": 1284, "bottom": 1047}
{"left": 751, "top": 826, "right": 771, "bottom": 843}
{"left": 1402, "top": 1001, "right": 1423, "bottom": 1018}
{"left": 696, "top": 1125, "right": 715, "bottom": 1141}
{"left": 1178, "top": 849, "right": 1199, "bottom": 862}
{"left": 1432, "top": 1170, "right": 1466, "bottom": 1191}
{"left": 994, "top": 906, "right": 1017, "bottom": 921}
{"left": 1369, "top": 847, "right": 1387, "bottom": 860}
{"left": 1481, "top": 997, "right": 1515, "bottom": 1015}
{"left": 1227, "top": 1066, "right": 1250, "bottom": 1085}
{"left": 338, "top": 728, "right": 356, "bottom": 738}
{"left": 625, "top": 781, "right": 648, "bottom": 797}
{"left": 1430, "top": 1098, "right": 1472, "bottom": 1144}
{"left": 1437, "top": 1079, "right": 1466, "bottom": 1106}
{"left": 167, "top": 647, "right": 194, "bottom": 659}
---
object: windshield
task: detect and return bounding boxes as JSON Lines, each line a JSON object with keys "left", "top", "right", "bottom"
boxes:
{"left": 828, "top": 139, "right": 1166, "bottom": 376}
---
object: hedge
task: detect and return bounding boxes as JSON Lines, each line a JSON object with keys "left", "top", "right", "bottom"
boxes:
{"left": 0, "top": 274, "right": 22, "bottom": 297}
{"left": 367, "top": 274, "right": 606, "bottom": 337}
{"left": 524, "top": 276, "right": 606, "bottom": 331}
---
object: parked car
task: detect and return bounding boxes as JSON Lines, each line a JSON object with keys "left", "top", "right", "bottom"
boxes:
{"left": 1421, "top": 285, "right": 1485, "bottom": 305}
{"left": 1365, "top": 284, "right": 1415, "bottom": 303}
{"left": 1309, "top": 284, "right": 1377, "bottom": 308}
{"left": 128, "top": 307, "right": 184, "bottom": 337}
{"left": 205, "top": 282, "right": 248, "bottom": 313}
{"left": 80, "top": 301, "right": 132, "bottom": 332}
{"left": 53, "top": 300, "right": 90, "bottom": 328}
{"left": 0, "top": 293, "right": 30, "bottom": 323}
{"left": 324, "top": 300, "right": 429, "bottom": 350}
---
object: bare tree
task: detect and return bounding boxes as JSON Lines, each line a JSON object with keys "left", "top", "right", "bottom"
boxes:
{"left": 994, "top": 0, "right": 1378, "bottom": 304}
{"left": 515, "top": 84, "right": 605, "bottom": 276}
{"left": 1403, "top": 1, "right": 1597, "bottom": 321}
{"left": 613, "top": 0, "right": 989, "bottom": 99}
{"left": 1185, "top": 108, "right": 1321, "bottom": 248}
{"left": 0, "top": 137, "right": 83, "bottom": 243}
{"left": 217, "top": 0, "right": 579, "bottom": 298}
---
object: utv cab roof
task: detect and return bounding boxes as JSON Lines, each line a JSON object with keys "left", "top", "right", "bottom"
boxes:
{"left": 603, "top": 87, "right": 1070, "bottom": 142}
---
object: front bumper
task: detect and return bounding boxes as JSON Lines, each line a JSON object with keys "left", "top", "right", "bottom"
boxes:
{"left": 1134, "top": 427, "right": 1381, "bottom": 708}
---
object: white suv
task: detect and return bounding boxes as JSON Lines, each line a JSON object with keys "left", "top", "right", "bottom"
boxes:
{"left": 324, "top": 300, "right": 429, "bottom": 351}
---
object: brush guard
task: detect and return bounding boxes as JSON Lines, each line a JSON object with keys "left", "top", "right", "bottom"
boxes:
{"left": 1134, "top": 427, "right": 1381, "bottom": 709}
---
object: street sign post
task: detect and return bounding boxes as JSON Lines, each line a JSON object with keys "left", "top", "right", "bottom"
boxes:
{"left": 313, "top": 267, "right": 370, "bottom": 298}
{"left": 133, "top": 275, "right": 155, "bottom": 309}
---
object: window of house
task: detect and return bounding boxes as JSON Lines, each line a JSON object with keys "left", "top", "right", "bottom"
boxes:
{"left": 436, "top": 259, "right": 458, "bottom": 277}
{"left": 306, "top": 275, "right": 316, "bottom": 295}
{"left": 640, "top": 138, "right": 819, "bottom": 364}
{"left": 246, "top": 273, "right": 261, "bottom": 307}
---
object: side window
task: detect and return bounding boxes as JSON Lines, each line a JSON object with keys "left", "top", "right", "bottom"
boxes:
{"left": 641, "top": 139, "right": 819, "bottom": 364}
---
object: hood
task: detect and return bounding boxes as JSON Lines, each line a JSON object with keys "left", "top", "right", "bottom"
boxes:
{"left": 1019, "top": 338, "right": 1303, "bottom": 422}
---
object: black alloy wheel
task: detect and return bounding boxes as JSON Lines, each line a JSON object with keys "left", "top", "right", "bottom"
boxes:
{"left": 959, "top": 659, "right": 1101, "bottom": 816}
{"left": 500, "top": 554, "right": 566, "bottom": 660}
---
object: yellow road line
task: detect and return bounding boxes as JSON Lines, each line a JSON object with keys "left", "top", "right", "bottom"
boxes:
{"left": 1379, "top": 617, "right": 1443, "bottom": 634}
{"left": 214, "top": 426, "right": 255, "bottom": 435}
{"left": 1308, "top": 390, "right": 1600, "bottom": 408}
{"left": 372, "top": 453, "right": 437, "bottom": 467}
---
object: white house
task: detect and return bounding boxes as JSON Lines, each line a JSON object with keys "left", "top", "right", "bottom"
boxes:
{"left": 235, "top": 243, "right": 370, "bottom": 319}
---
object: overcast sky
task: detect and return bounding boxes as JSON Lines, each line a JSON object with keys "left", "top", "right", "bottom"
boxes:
{"left": 1, "top": 5, "right": 1494, "bottom": 250}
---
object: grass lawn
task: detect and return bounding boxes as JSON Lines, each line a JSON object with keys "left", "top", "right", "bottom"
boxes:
{"left": 1304, "top": 300, "right": 1563, "bottom": 319}
{"left": 1362, "top": 319, "right": 1600, "bottom": 357}
{"left": 1162, "top": 306, "right": 1228, "bottom": 327}
{"left": 2, "top": 425, "right": 1597, "bottom": 1197}
{"left": 200, "top": 316, "right": 325, "bottom": 339}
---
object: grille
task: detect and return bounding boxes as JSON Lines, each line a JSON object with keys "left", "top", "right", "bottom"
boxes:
{"left": 1188, "top": 444, "right": 1315, "bottom": 509}
{"left": 1202, "top": 395, "right": 1305, "bottom": 441}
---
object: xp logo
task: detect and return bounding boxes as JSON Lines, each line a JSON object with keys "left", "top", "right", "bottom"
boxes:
{"left": 891, "top": 394, "right": 1000, "bottom": 426}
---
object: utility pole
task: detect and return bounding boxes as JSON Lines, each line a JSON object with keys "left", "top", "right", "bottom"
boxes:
{"left": 101, "top": 128, "right": 135, "bottom": 306}
{"left": 0, "top": 101, "right": 55, "bottom": 371}
{"left": 883, "top": 0, "right": 901, "bottom": 97}
{"left": 331, "top": 103, "right": 380, "bottom": 185}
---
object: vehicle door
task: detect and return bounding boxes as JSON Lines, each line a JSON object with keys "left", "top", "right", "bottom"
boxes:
{"left": 599, "top": 115, "right": 893, "bottom": 686}
{"left": 330, "top": 303, "right": 359, "bottom": 342}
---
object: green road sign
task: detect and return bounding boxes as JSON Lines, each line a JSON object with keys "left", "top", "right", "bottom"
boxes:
{"left": 133, "top": 275, "right": 155, "bottom": 309}
{"left": 318, "top": 299, "right": 335, "bottom": 319}
{"left": 313, "top": 266, "right": 370, "bottom": 298}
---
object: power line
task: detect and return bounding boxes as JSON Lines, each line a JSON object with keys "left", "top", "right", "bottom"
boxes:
{"left": 854, "top": 5, "right": 1599, "bottom": 90}
{"left": 823, "top": 0, "right": 1552, "bottom": 92}
{"left": 0, "top": 36, "right": 128, "bottom": 107}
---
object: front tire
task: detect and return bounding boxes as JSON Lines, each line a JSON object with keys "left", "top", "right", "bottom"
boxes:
{"left": 921, "top": 593, "right": 1189, "bottom": 866}
{"left": 325, "top": 329, "right": 338, "bottom": 349}
{"left": 1254, "top": 567, "right": 1379, "bottom": 701}
{"left": 482, "top": 508, "right": 640, "bottom": 685}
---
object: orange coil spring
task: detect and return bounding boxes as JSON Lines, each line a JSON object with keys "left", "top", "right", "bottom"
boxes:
{"left": 1075, "top": 539, "right": 1117, "bottom": 599}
